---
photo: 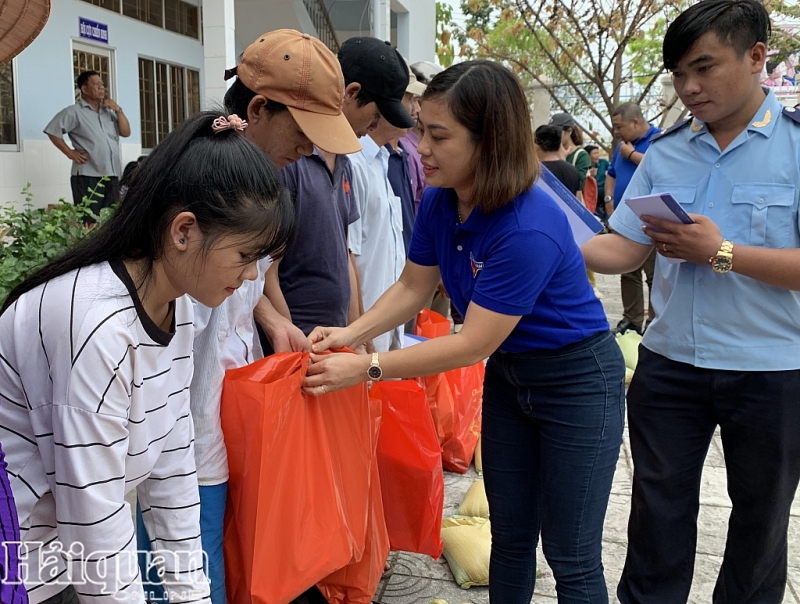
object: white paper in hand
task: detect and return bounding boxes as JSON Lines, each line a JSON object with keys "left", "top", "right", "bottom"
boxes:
{"left": 536, "top": 165, "right": 604, "bottom": 247}
{"left": 625, "top": 192, "right": 694, "bottom": 264}
{"left": 625, "top": 193, "right": 694, "bottom": 228}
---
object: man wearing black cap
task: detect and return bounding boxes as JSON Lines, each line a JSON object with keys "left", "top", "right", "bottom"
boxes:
{"left": 260, "top": 37, "right": 415, "bottom": 356}
{"left": 345, "top": 40, "right": 417, "bottom": 353}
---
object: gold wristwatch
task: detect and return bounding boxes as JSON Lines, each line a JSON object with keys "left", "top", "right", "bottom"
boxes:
{"left": 709, "top": 239, "right": 734, "bottom": 274}
{"left": 367, "top": 352, "right": 383, "bottom": 381}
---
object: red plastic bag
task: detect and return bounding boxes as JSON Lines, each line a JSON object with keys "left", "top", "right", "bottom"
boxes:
{"left": 372, "top": 381, "right": 444, "bottom": 559}
{"left": 583, "top": 173, "right": 598, "bottom": 213}
{"left": 415, "top": 308, "right": 451, "bottom": 338}
{"left": 221, "top": 352, "right": 381, "bottom": 604}
{"left": 316, "top": 454, "right": 390, "bottom": 603}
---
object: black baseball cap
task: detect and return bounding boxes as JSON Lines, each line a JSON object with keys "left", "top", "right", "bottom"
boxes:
{"left": 338, "top": 37, "right": 415, "bottom": 129}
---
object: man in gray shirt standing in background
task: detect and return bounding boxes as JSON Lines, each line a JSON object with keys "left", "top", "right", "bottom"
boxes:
{"left": 45, "top": 70, "right": 131, "bottom": 215}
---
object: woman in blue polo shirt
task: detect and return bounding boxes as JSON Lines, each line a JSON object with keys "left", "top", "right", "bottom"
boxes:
{"left": 304, "top": 60, "right": 625, "bottom": 604}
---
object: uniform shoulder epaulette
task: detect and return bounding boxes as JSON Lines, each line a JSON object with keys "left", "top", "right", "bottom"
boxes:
{"left": 649, "top": 118, "right": 691, "bottom": 143}
{"left": 781, "top": 106, "right": 800, "bottom": 125}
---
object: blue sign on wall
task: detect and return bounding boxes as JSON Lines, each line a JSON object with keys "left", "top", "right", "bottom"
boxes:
{"left": 79, "top": 18, "right": 109, "bottom": 44}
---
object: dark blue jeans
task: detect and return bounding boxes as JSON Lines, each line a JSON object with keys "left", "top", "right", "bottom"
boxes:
{"left": 482, "top": 330, "right": 625, "bottom": 604}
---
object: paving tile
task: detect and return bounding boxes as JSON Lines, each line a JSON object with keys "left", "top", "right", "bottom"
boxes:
{"left": 391, "top": 552, "right": 455, "bottom": 582}
{"left": 696, "top": 504, "right": 729, "bottom": 557}
{"left": 699, "top": 466, "right": 731, "bottom": 508}
{"left": 786, "top": 568, "right": 800, "bottom": 604}
{"left": 443, "top": 468, "right": 481, "bottom": 518}
{"left": 378, "top": 571, "right": 489, "bottom": 603}
{"left": 789, "top": 516, "right": 800, "bottom": 569}
{"left": 602, "top": 493, "right": 631, "bottom": 546}
{"left": 686, "top": 553, "right": 722, "bottom": 604}
{"left": 704, "top": 429, "right": 726, "bottom": 468}
{"left": 610, "top": 449, "right": 632, "bottom": 496}
{"left": 534, "top": 550, "right": 557, "bottom": 598}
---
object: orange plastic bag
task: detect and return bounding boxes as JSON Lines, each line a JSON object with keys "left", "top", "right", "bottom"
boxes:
{"left": 417, "top": 372, "right": 455, "bottom": 448}
{"left": 415, "top": 308, "right": 451, "bottom": 338}
{"left": 441, "top": 363, "right": 484, "bottom": 474}
{"left": 418, "top": 366, "right": 484, "bottom": 474}
{"left": 316, "top": 453, "right": 390, "bottom": 603}
{"left": 221, "top": 352, "right": 380, "bottom": 604}
{"left": 414, "top": 310, "right": 485, "bottom": 474}
{"left": 415, "top": 310, "right": 455, "bottom": 448}
{"left": 372, "top": 381, "right": 444, "bottom": 559}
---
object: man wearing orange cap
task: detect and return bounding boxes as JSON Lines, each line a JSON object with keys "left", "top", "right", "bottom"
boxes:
{"left": 136, "top": 30, "right": 360, "bottom": 604}
{"left": 255, "top": 36, "right": 417, "bottom": 359}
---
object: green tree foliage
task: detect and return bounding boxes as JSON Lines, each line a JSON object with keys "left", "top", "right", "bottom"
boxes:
{"left": 438, "top": 0, "right": 689, "bottom": 149}
{"left": 768, "top": 0, "right": 800, "bottom": 55}
{"left": 436, "top": 1, "right": 458, "bottom": 67}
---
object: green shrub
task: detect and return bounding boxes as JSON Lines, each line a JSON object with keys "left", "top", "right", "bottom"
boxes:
{"left": 0, "top": 181, "right": 115, "bottom": 305}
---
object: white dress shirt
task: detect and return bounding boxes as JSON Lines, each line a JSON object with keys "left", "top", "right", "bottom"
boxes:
{"left": 348, "top": 135, "right": 405, "bottom": 352}
{"left": 190, "top": 257, "right": 272, "bottom": 485}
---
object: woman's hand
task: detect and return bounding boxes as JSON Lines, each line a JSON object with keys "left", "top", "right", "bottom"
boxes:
{"left": 307, "top": 325, "right": 359, "bottom": 353}
{"left": 302, "top": 352, "right": 369, "bottom": 395}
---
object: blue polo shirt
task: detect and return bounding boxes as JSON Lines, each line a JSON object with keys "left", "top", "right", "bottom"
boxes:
{"left": 610, "top": 89, "right": 800, "bottom": 371}
{"left": 408, "top": 185, "right": 608, "bottom": 353}
{"left": 607, "top": 123, "right": 660, "bottom": 205}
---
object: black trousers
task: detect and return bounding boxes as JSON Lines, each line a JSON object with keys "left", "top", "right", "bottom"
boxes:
{"left": 618, "top": 346, "right": 800, "bottom": 604}
{"left": 70, "top": 175, "right": 120, "bottom": 218}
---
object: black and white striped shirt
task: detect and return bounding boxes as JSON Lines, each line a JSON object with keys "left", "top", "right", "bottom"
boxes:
{"left": 0, "top": 261, "right": 210, "bottom": 604}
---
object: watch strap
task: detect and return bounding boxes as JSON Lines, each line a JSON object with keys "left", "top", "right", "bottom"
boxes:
{"left": 709, "top": 239, "right": 734, "bottom": 262}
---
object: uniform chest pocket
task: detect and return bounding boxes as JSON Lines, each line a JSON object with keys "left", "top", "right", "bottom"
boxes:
{"left": 651, "top": 184, "right": 698, "bottom": 212}
{"left": 728, "top": 184, "right": 795, "bottom": 248}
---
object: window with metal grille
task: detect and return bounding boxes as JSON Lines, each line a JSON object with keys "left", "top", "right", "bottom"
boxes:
{"left": 165, "top": 0, "right": 199, "bottom": 38}
{"left": 187, "top": 69, "right": 200, "bottom": 116}
{"left": 80, "top": 0, "right": 121, "bottom": 11}
{"left": 0, "top": 62, "right": 17, "bottom": 147}
{"left": 79, "top": 0, "right": 199, "bottom": 39}
{"left": 138, "top": 58, "right": 157, "bottom": 149}
{"left": 72, "top": 46, "right": 113, "bottom": 102}
{"left": 122, "top": 0, "right": 163, "bottom": 27}
{"left": 139, "top": 57, "right": 200, "bottom": 149}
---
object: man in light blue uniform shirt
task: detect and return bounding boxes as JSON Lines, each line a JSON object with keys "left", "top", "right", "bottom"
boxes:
{"left": 583, "top": 1, "right": 800, "bottom": 602}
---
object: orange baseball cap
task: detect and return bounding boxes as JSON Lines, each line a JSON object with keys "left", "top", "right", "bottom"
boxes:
{"left": 225, "top": 30, "right": 361, "bottom": 155}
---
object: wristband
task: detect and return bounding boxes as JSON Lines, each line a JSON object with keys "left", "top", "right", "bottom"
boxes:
{"left": 627, "top": 148, "right": 636, "bottom": 160}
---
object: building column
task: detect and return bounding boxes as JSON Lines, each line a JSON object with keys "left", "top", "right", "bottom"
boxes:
{"left": 660, "top": 75, "right": 685, "bottom": 127}
{"left": 373, "top": 0, "right": 391, "bottom": 41}
{"left": 532, "top": 77, "right": 552, "bottom": 128}
{"left": 203, "top": 0, "right": 237, "bottom": 109}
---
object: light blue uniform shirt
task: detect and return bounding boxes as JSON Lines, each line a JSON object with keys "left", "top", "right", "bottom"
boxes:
{"left": 610, "top": 90, "right": 800, "bottom": 371}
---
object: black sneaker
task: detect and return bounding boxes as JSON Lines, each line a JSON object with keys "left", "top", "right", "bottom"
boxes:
{"left": 614, "top": 319, "right": 643, "bottom": 335}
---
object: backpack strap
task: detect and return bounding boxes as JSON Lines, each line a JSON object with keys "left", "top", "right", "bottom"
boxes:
{"left": 571, "top": 148, "right": 586, "bottom": 166}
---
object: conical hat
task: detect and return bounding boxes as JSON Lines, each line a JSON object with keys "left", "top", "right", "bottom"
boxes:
{"left": 0, "top": 0, "right": 51, "bottom": 65}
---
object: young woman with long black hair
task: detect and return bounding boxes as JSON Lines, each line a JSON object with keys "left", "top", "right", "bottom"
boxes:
{"left": 0, "top": 111, "right": 293, "bottom": 604}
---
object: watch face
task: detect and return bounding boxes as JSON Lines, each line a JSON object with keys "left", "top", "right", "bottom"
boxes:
{"left": 367, "top": 366, "right": 382, "bottom": 380}
{"left": 712, "top": 256, "right": 733, "bottom": 273}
